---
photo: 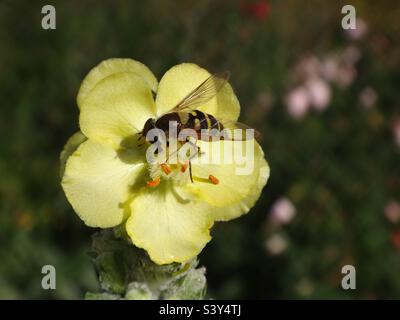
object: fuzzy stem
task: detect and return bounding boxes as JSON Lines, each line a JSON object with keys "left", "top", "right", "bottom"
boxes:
{"left": 85, "top": 229, "right": 207, "bottom": 300}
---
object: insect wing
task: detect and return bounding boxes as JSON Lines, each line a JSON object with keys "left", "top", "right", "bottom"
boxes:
{"left": 219, "top": 120, "right": 261, "bottom": 141}
{"left": 171, "top": 71, "right": 230, "bottom": 113}
{"left": 195, "top": 118, "right": 260, "bottom": 142}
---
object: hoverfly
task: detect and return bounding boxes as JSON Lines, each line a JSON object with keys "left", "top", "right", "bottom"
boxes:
{"left": 139, "top": 71, "right": 259, "bottom": 187}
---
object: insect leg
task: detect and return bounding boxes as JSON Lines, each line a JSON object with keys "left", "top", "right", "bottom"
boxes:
{"left": 185, "top": 137, "right": 203, "bottom": 159}
{"left": 189, "top": 160, "right": 193, "bottom": 183}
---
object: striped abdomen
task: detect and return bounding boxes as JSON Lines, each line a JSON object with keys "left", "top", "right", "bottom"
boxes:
{"left": 184, "top": 110, "right": 223, "bottom": 131}
{"left": 153, "top": 110, "right": 224, "bottom": 141}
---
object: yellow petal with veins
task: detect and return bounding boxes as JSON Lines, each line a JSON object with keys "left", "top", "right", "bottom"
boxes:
{"left": 79, "top": 72, "right": 156, "bottom": 148}
{"left": 126, "top": 183, "right": 213, "bottom": 264}
{"left": 187, "top": 140, "right": 269, "bottom": 213}
{"left": 213, "top": 156, "right": 269, "bottom": 221}
{"left": 62, "top": 140, "right": 145, "bottom": 228}
{"left": 59, "top": 131, "right": 87, "bottom": 177}
{"left": 77, "top": 58, "right": 158, "bottom": 108}
{"left": 155, "top": 63, "right": 240, "bottom": 122}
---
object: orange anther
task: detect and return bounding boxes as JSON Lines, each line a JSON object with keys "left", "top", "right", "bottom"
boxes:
{"left": 147, "top": 177, "right": 160, "bottom": 187}
{"left": 181, "top": 163, "right": 188, "bottom": 173}
{"left": 208, "top": 175, "right": 219, "bottom": 185}
{"left": 161, "top": 164, "right": 172, "bottom": 175}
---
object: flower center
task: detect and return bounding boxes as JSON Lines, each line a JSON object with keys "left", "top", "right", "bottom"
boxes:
{"left": 147, "top": 161, "right": 190, "bottom": 187}
{"left": 146, "top": 156, "right": 219, "bottom": 188}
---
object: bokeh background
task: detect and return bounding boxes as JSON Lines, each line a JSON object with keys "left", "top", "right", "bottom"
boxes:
{"left": 1, "top": 0, "right": 400, "bottom": 299}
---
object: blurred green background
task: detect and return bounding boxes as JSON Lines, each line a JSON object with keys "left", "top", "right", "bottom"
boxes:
{"left": 1, "top": 0, "right": 399, "bottom": 299}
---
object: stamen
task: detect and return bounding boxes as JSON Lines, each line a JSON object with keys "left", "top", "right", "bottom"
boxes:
{"left": 147, "top": 177, "right": 161, "bottom": 187}
{"left": 208, "top": 175, "right": 219, "bottom": 185}
{"left": 192, "top": 175, "right": 220, "bottom": 185}
{"left": 181, "top": 163, "right": 188, "bottom": 173}
{"left": 161, "top": 164, "right": 172, "bottom": 175}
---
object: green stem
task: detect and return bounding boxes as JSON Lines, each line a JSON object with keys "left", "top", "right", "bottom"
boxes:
{"left": 85, "top": 229, "right": 207, "bottom": 300}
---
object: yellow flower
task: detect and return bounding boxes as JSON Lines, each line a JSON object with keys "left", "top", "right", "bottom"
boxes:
{"left": 61, "top": 59, "right": 269, "bottom": 264}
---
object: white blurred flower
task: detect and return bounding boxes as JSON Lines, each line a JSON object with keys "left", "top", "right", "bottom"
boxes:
{"left": 359, "top": 87, "right": 378, "bottom": 109}
{"left": 285, "top": 86, "right": 310, "bottom": 119}
{"left": 344, "top": 18, "right": 368, "bottom": 40}
{"left": 269, "top": 197, "right": 296, "bottom": 226}
{"left": 265, "top": 233, "right": 287, "bottom": 255}
{"left": 393, "top": 119, "right": 400, "bottom": 147}
{"left": 306, "top": 77, "right": 331, "bottom": 111}
{"left": 384, "top": 201, "right": 400, "bottom": 224}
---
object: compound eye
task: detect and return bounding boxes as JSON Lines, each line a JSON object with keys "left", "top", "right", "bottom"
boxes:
{"left": 145, "top": 118, "right": 152, "bottom": 128}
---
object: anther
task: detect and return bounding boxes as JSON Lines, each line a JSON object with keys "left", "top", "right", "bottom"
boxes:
{"left": 208, "top": 175, "right": 219, "bottom": 185}
{"left": 147, "top": 177, "right": 161, "bottom": 187}
{"left": 161, "top": 164, "right": 172, "bottom": 175}
{"left": 181, "top": 163, "right": 188, "bottom": 173}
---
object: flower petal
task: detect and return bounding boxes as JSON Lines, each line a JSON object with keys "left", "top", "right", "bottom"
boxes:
{"left": 213, "top": 156, "right": 269, "bottom": 221}
{"left": 187, "top": 140, "right": 269, "bottom": 220}
{"left": 62, "top": 140, "right": 145, "bottom": 228}
{"left": 126, "top": 183, "right": 213, "bottom": 264}
{"left": 77, "top": 58, "right": 158, "bottom": 108}
{"left": 155, "top": 63, "right": 240, "bottom": 121}
{"left": 59, "top": 131, "right": 87, "bottom": 177}
{"left": 79, "top": 72, "right": 156, "bottom": 148}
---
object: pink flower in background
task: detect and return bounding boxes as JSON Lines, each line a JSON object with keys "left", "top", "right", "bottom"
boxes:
{"left": 321, "top": 55, "right": 356, "bottom": 88}
{"left": 296, "top": 55, "right": 321, "bottom": 78}
{"left": 306, "top": 77, "right": 331, "bottom": 111}
{"left": 286, "top": 79, "right": 331, "bottom": 117}
{"left": 384, "top": 201, "right": 400, "bottom": 224}
{"left": 393, "top": 119, "right": 400, "bottom": 148}
{"left": 321, "top": 56, "right": 340, "bottom": 82}
{"left": 336, "top": 64, "right": 357, "bottom": 88}
{"left": 286, "top": 45, "right": 361, "bottom": 118}
{"left": 265, "top": 233, "right": 288, "bottom": 255}
{"left": 285, "top": 86, "right": 310, "bottom": 119}
{"left": 344, "top": 18, "right": 368, "bottom": 40}
{"left": 242, "top": 0, "right": 270, "bottom": 21}
{"left": 359, "top": 87, "right": 378, "bottom": 109}
{"left": 320, "top": 46, "right": 361, "bottom": 89}
{"left": 269, "top": 197, "right": 296, "bottom": 226}
{"left": 342, "top": 46, "right": 361, "bottom": 65}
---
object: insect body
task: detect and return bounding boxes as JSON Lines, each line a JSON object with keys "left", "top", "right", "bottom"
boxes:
{"left": 139, "top": 71, "right": 256, "bottom": 187}
{"left": 141, "top": 71, "right": 229, "bottom": 142}
{"left": 141, "top": 109, "right": 224, "bottom": 143}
